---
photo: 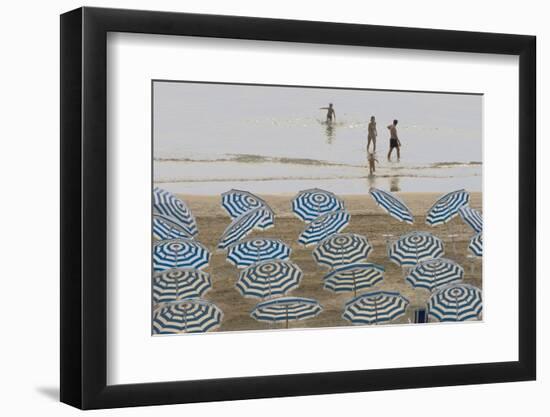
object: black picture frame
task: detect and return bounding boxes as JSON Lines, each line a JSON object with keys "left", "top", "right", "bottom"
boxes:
{"left": 60, "top": 6, "right": 536, "bottom": 410}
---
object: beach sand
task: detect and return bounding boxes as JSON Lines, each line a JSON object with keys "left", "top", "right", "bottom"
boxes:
{"left": 160, "top": 192, "right": 482, "bottom": 332}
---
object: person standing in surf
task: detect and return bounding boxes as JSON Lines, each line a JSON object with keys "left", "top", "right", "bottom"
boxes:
{"left": 367, "top": 116, "right": 377, "bottom": 152}
{"left": 387, "top": 119, "right": 401, "bottom": 162}
{"left": 320, "top": 103, "right": 336, "bottom": 124}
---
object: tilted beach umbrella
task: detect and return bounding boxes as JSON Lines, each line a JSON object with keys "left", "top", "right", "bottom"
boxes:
{"left": 458, "top": 206, "right": 483, "bottom": 233}
{"left": 426, "top": 189, "right": 470, "bottom": 226}
{"left": 153, "top": 238, "right": 210, "bottom": 272}
{"left": 405, "top": 258, "right": 464, "bottom": 292}
{"left": 298, "top": 209, "right": 350, "bottom": 247}
{"left": 323, "top": 263, "right": 384, "bottom": 296}
{"left": 217, "top": 206, "right": 274, "bottom": 250}
{"left": 389, "top": 231, "right": 444, "bottom": 267}
{"left": 428, "top": 283, "right": 482, "bottom": 322}
{"left": 313, "top": 233, "right": 372, "bottom": 269}
{"left": 153, "top": 214, "right": 193, "bottom": 241}
{"left": 221, "top": 189, "right": 272, "bottom": 219}
{"left": 469, "top": 232, "right": 483, "bottom": 257}
{"left": 292, "top": 188, "right": 345, "bottom": 222}
{"left": 343, "top": 291, "right": 409, "bottom": 325}
{"left": 153, "top": 187, "right": 198, "bottom": 236}
{"left": 368, "top": 187, "right": 414, "bottom": 224}
{"left": 236, "top": 260, "right": 303, "bottom": 299}
{"left": 226, "top": 238, "right": 291, "bottom": 268}
{"left": 250, "top": 297, "right": 322, "bottom": 328}
{"left": 153, "top": 268, "right": 212, "bottom": 304}
{"left": 153, "top": 299, "right": 223, "bottom": 334}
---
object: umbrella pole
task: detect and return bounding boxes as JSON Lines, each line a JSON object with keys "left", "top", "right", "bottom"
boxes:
{"left": 286, "top": 307, "right": 289, "bottom": 329}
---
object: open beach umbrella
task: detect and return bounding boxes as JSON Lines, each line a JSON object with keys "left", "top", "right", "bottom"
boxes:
{"left": 469, "top": 232, "right": 483, "bottom": 257}
{"left": 250, "top": 297, "right": 322, "bottom": 328}
{"left": 217, "top": 206, "right": 274, "bottom": 249}
{"left": 426, "top": 189, "right": 470, "bottom": 226}
{"left": 458, "top": 206, "right": 483, "bottom": 233}
{"left": 428, "top": 283, "right": 482, "bottom": 322}
{"left": 292, "top": 188, "right": 345, "bottom": 222}
{"left": 368, "top": 187, "right": 414, "bottom": 224}
{"left": 226, "top": 238, "right": 291, "bottom": 268}
{"left": 298, "top": 209, "right": 350, "bottom": 247}
{"left": 153, "top": 238, "right": 210, "bottom": 272}
{"left": 221, "top": 189, "right": 272, "bottom": 219}
{"left": 389, "top": 231, "right": 444, "bottom": 267}
{"left": 153, "top": 299, "right": 223, "bottom": 334}
{"left": 312, "top": 233, "right": 372, "bottom": 269}
{"left": 153, "top": 268, "right": 212, "bottom": 304}
{"left": 405, "top": 258, "right": 464, "bottom": 292}
{"left": 153, "top": 187, "right": 198, "bottom": 236}
{"left": 153, "top": 214, "right": 193, "bottom": 241}
{"left": 343, "top": 291, "right": 409, "bottom": 325}
{"left": 236, "top": 260, "right": 303, "bottom": 299}
{"left": 323, "top": 263, "right": 384, "bottom": 296}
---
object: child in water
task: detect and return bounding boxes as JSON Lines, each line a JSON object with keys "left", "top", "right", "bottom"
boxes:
{"left": 367, "top": 152, "right": 379, "bottom": 176}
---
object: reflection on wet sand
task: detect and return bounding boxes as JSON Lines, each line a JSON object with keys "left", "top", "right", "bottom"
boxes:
{"left": 390, "top": 176, "right": 401, "bottom": 192}
{"left": 324, "top": 123, "right": 335, "bottom": 143}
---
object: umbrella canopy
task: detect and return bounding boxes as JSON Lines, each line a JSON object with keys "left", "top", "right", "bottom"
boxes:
{"left": 313, "top": 233, "right": 372, "bottom": 268}
{"left": 153, "top": 299, "right": 223, "bottom": 334}
{"left": 236, "top": 260, "right": 303, "bottom": 299}
{"left": 426, "top": 189, "right": 470, "bottom": 226}
{"left": 389, "top": 231, "right": 444, "bottom": 267}
{"left": 153, "top": 214, "right": 193, "bottom": 241}
{"left": 153, "top": 268, "right": 212, "bottom": 304}
{"left": 405, "top": 258, "right": 464, "bottom": 292}
{"left": 368, "top": 187, "right": 414, "bottom": 224}
{"left": 153, "top": 187, "right": 198, "bottom": 236}
{"left": 250, "top": 297, "right": 322, "bottom": 328}
{"left": 226, "top": 238, "right": 291, "bottom": 268}
{"left": 458, "top": 206, "right": 483, "bottom": 233}
{"left": 469, "top": 232, "right": 483, "bottom": 257}
{"left": 153, "top": 238, "right": 210, "bottom": 272}
{"left": 221, "top": 189, "right": 272, "bottom": 219}
{"left": 292, "top": 188, "right": 345, "bottom": 222}
{"left": 298, "top": 209, "right": 350, "bottom": 247}
{"left": 323, "top": 263, "right": 384, "bottom": 295}
{"left": 428, "top": 283, "right": 482, "bottom": 322}
{"left": 343, "top": 291, "right": 409, "bottom": 325}
{"left": 217, "top": 207, "right": 274, "bottom": 249}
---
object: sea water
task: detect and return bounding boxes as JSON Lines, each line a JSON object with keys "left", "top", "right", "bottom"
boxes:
{"left": 153, "top": 81, "right": 482, "bottom": 195}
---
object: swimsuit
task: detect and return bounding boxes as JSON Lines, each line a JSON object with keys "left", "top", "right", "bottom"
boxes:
{"left": 390, "top": 138, "right": 399, "bottom": 148}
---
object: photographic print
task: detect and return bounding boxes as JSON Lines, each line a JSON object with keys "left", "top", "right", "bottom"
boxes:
{"left": 152, "top": 80, "right": 483, "bottom": 334}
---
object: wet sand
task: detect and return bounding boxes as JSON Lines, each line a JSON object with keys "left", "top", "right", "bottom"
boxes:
{"left": 164, "top": 192, "right": 482, "bottom": 332}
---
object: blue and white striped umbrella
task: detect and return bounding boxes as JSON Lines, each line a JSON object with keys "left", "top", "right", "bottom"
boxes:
{"left": 298, "top": 209, "right": 350, "bottom": 247}
{"left": 221, "top": 189, "right": 272, "bottom": 219}
{"left": 343, "top": 291, "right": 409, "bottom": 325}
{"left": 459, "top": 206, "right": 483, "bottom": 233}
{"left": 292, "top": 188, "right": 345, "bottom": 222}
{"left": 227, "top": 238, "right": 291, "bottom": 268}
{"left": 236, "top": 260, "right": 303, "bottom": 299}
{"left": 153, "top": 187, "right": 198, "bottom": 236}
{"left": 153, "top": 299, "right": 223, "bottom": 334}
{"left": 405, "top": 258, "right": 464, "bottom": 292}
{"left": 469, "top": 232, "right": 483, "bottom": 257}
{"left": 250, "top": 297, "right": 322, "bottom": 328}
{"left": 369, "top": 187, "right": 414, "bottom": 224}
{"left": 153, "top": 238, "right": 210, "bottom": 272}
{"left": 426, "top": 189, "right": 470, "bottom": 226}
{"left": 389, "top": 231, "right": 444, "bottom": 267}
{"left": 323, "top": 263, "right": 384, "bottom": 295}
{"left": 313, "top": 233, "right": 372, "bottom": 268}
{"left": 217, "top": 207, "right": 274, "bottom": 250}
{"left": 428, "top": 283, "right": 482, "bottom": 322}
{"left": 153, "top": 268, "right": 212, "bottom": 304}
{"left": 153, "top": 214, "right": 193, "bottom": 241}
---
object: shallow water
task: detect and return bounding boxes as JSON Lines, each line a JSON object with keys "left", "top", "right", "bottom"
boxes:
{"left": 153, "top": 82, "right": 482, "bottom": 194}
